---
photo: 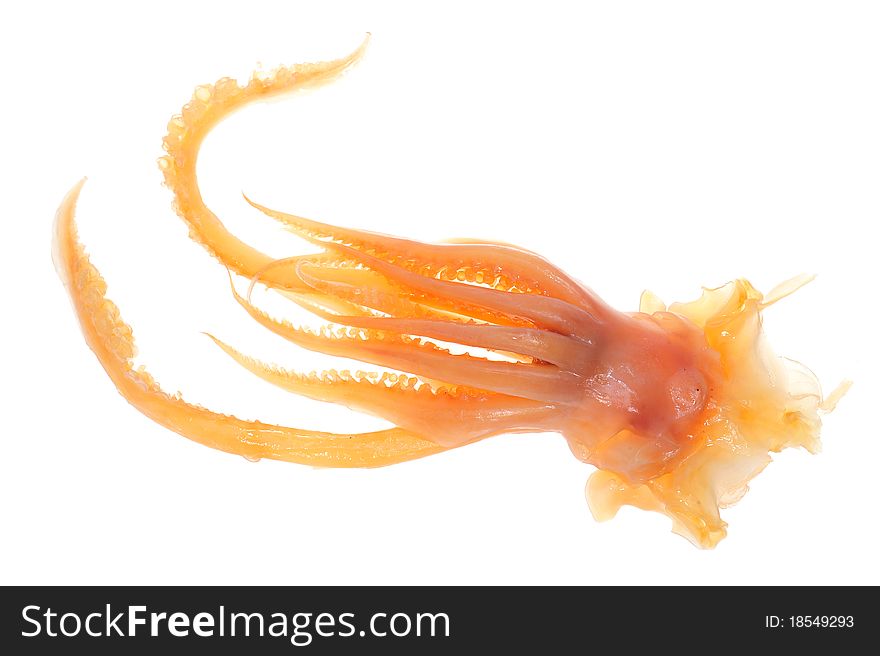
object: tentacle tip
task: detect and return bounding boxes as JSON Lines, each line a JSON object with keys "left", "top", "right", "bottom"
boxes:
{"left": 53, "top": 178, "right": 91, "bottom": 285}
{"left": 200, "top": 332, "right": 229, "bottom": 353}
{"left": 223, "top": 266, "right": 237, "bottom": 290}
{"left": 63, "top": 177, "right": 89, "bottom": 202}
{"left": 356, "top": 33, "right": 372, "bottom": 54}
{"left": 241, "top": 192, "right": 283, "bottom": 224}
{"left": 241, "top": 191, "right": 264, "bottom": 212}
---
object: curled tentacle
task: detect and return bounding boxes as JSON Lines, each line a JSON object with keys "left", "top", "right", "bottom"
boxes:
{"left": 155, "top": 31, "right": 604, "bottom": 339}
{"left": 53, "top": 37, "right": 844, "bottom": 551}
{"left": 158, "top": 36, "right": 371, "bottom": 290}
{"left": 53, "top": 180, "right": 450, "bottom": 467}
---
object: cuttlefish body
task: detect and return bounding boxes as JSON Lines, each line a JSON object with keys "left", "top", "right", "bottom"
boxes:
{"left": 54, "top": 39, "right": 844, "bottom": 547}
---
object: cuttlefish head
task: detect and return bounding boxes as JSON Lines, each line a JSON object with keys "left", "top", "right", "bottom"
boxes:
{"left": 583, "top": 276, "right": 838, "bottom": 548}
{"left": 560, "top": 308, "right": 721, "bottom": 484}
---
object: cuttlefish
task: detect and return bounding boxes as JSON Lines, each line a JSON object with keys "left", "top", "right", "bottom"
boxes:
{"left": 53, "top": 38, "right": 846, "bottom": 547}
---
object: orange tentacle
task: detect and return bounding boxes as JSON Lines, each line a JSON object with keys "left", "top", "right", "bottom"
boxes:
{"left": 206, "top": 336, "right": 559, "bottom": 447}
{"left": 243, "top": 195, "right": 605, "bottom": 311}
{"left": 299, "top": 240, "right": 603, "bottom": 339}
{"left": 158, "top": 37, "right": 371, "bottom": 290}
{"left": 253, "top": 257, "right": 470, "bottom": 323}
{"left": 301, "top": 314, "right": 592, "bottom": 371}
{"left": 53, "top": 179, "right": 449, "bottom": 467}
{"left": 224, "top": 281, "right": 585, "bottom": 403}
{"left": 293, "top": 259, "right": 529, "bottom": 326}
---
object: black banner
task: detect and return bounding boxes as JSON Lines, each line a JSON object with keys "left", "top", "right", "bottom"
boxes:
{"left": 0, "top": 586, "right": 870, "bottom": 653}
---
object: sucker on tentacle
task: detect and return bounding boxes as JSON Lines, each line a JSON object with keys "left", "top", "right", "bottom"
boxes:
{"left": 158, "top": 36, "right": 373, "bottom": 291}
{"left": 224, "top": 275, "right": 585, "bottom": 405}
{"left": 242, "top": 194, "right": 606, "bottom": 310}
{"left": 53, "top": 180, "right": 450, "bottom": 467}
{"left": 55, "top": 38, "right": 846, "bottom": 549}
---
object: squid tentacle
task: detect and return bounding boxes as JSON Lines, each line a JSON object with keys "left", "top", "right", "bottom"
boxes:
{"left": 243, "top": 195, "right": 606, "bottom": 312}
{"left": 155, "top": 32, "right": 603, "bottom": 337}
{"left": 206, "top": 335, "right": 560, "bottom": 447}
{"left": 52, "top": 37, "right": 841, "bottom": 550}
{"left": 246, "top": 256, "right": 390, "bottom": 319}
{"left": 158, "top": 36, "right": 371, "bottom": 290}
{"left": 293, "top": 259, "right": 531, "bottom": 327}
{"left": 267, "top": 287, "right": 592, "bottom": 371}
{"left": 254, "top": 257, "right": 482, "bottom": 324}
{"left": 224, "top": 280, "right": 585, "bottom": 403}
{"left": 296, "top": 240, "right": 604, "bottom": 339}
{"left": 53, "top": 179, "right": 450, "bottom": 467}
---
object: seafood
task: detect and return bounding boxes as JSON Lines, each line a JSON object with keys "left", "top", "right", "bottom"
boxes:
{"left": 53, "top": 38, "right": 846, "bottom": 548}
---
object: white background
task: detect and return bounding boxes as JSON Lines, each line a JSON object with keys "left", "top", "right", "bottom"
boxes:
{"left": 2, "top": 1, "right": 878, "bottom": 585}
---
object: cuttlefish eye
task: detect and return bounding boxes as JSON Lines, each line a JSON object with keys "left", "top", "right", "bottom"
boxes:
{"left": 667, "top": 368, "right": 708, "bottom": 421}
{"left": 53, "top": 37, "right": 844, "bottom": 549}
